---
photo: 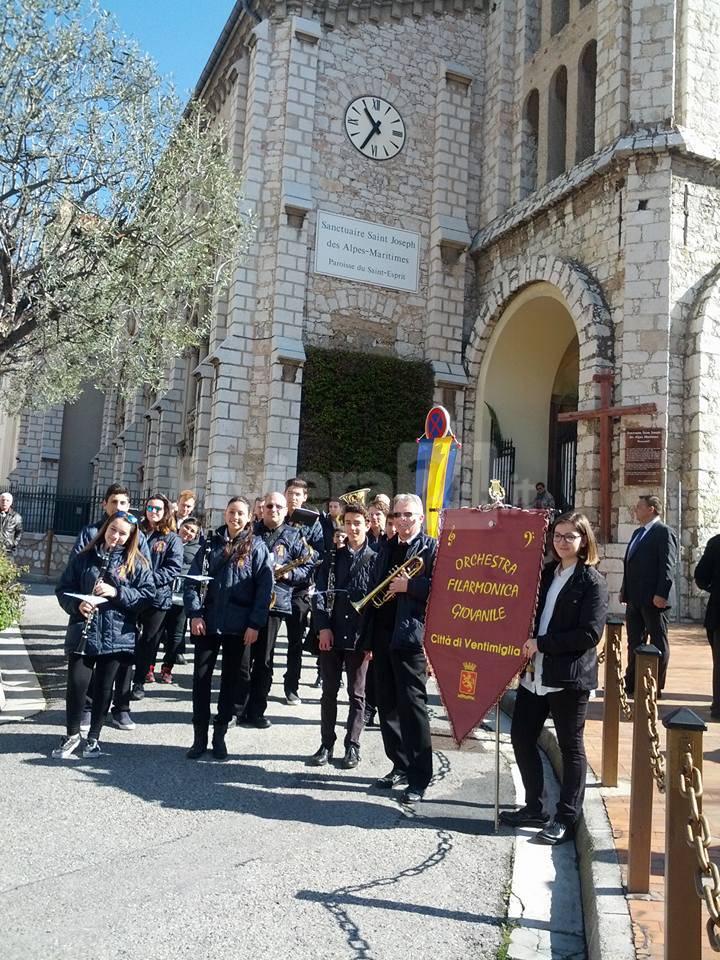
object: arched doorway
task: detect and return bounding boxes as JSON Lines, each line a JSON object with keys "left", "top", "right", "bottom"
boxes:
{"left": 474, "top": 283, "right": 579, "bottom": 508}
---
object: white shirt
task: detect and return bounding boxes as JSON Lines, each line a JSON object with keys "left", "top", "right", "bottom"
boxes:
{"left": 520, "top": 563, "right": 575, "bottom": 696}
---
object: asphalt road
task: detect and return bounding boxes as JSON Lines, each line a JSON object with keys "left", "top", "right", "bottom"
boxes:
{"left": 2, "top": 587, "right": 515, "bottom": 960}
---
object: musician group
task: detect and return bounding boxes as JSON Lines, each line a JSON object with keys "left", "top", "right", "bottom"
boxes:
{"left": 52, "top": 479, "right": 437, "bottom": 805}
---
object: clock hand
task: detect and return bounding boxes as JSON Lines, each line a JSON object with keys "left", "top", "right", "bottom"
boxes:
{"left": 363, "top": 105, "right": 381, "bottom": 135}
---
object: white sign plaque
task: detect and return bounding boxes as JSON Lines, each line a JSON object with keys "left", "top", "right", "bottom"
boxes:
{"left": 314, "top": 211, "right": 420, "bottom": 293}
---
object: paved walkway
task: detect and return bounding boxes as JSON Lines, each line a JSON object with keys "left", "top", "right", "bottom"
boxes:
{"left": 584, "top": 623, "right": 718, "bottom": 960}
{"left": 1, "top": 586, "right": 559, "bottom": 960}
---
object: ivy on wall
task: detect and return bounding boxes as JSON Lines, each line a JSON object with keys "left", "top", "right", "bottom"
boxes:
{"left": 297, "top": 347, "right": 434, "bottom": 496}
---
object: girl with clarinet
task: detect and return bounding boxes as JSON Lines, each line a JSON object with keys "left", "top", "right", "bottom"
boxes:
{"left": 53, "top": 512, "right": 155, "bottom": 759}
{"left": 184, "top": 497, "right": 274, "bottom": 761}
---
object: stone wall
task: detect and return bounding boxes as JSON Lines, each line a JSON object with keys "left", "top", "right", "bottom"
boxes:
{"left": 13, "top": 532, "right": 75, "bottom": 581}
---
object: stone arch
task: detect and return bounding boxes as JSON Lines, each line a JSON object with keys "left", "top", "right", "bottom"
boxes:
{"left": 683, "top": 264, "right": 720, "bottom": 564}
{"left": 461, "top": 254, "right": 614, "bottom": 507}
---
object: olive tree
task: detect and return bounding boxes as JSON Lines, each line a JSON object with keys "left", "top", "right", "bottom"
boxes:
{"left": 0, "top": 0, "right": 251, "bottom": 409}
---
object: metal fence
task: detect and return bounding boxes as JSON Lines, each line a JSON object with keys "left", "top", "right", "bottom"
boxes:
{"left": 3, "top": 485, "right": 142, "bottom": 536}
{"left": 489, "top": 423, "right": 516, "bottom": 504}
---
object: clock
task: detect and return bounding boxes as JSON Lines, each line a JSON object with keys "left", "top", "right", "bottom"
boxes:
{"left": 344, "top": 95, "right": 406, "bottom": 161}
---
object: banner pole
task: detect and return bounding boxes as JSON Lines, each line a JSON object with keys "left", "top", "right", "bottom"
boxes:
{"left": 494, "top": 701, "right": 501, "bottom": 832}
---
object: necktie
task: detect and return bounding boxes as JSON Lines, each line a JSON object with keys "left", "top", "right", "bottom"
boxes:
{"left": 627, "top": 527, "right": 647, "bottom": 559}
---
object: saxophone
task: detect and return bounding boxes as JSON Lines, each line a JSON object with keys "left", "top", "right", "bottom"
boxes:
{"left": 269, "top": 538, "right": 316, "bottom": 609}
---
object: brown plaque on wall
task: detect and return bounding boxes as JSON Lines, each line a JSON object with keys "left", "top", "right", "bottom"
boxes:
{"left": 624, "top": 428, "right": 663, "bottom": 486}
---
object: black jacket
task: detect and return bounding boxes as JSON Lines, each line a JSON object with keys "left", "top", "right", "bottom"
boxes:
{"left": 314, "top": 540, "right": 377, "bottom": 650}
{"left": 0, "top": 509, "right": 22, "bottom": 555}
{"left": 535, "top": 561, "right": 609, "bottom": 690}
{"left": 253, "top": 521, "right": 316, "bottom": 616}
{"left": 144, "top": 529, "right": 184, "bottom": 610}
{"left": 285, "top": 514, "right": 325, "bottom": 589}
{"left": 364, "top": 532, "right": 437, "bottom": 652}
{"left": 695, "top": 534, "right": 720, "bottom": 633}
{"left": 620, "top": 520, "right": 677, "bottom": 607}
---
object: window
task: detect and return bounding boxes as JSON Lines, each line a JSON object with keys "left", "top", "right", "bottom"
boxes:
{"left": 521, "top": 89, "right": 540, "bottom": 198}
{"left": 551, "top": 0, "right": 569, "bottom": 35}
{"left": 525, "top": 0, "right": 541, "bottom": 59}
{"left": 576, "top": 41, "right": 597, "bottom": 163}
{"left": 547, "top": 66, "right": 568, "bottom": 180}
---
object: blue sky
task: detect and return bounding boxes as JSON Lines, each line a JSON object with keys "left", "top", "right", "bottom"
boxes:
{"left": 101, "top": 1, "right": 237, "bottom": 98}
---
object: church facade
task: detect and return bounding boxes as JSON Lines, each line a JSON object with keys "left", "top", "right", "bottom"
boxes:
{"left": 7, "top": 0, "right": 720, "bottom": 616}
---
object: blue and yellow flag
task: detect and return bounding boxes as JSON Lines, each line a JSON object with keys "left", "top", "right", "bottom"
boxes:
{"left": 415, "top": 406, "right": 461, "bottom": 538}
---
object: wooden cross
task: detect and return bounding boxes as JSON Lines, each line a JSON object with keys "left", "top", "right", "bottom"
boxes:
{"left": 557, "top": 373, "right": 657, "bottom": 543}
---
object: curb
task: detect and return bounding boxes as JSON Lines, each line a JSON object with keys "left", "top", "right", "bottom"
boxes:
{"left": 500, "top": 689, "right": 635, "bottom": 960}
{"left": 0, "top": 622, "right": 47, "bottom": 724}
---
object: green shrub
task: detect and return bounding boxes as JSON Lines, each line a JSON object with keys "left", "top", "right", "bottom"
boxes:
{"left": 297, "top": 347, "right": 435, "bottom": 498}
{"left": 0, "top": 551, "right": 26, "bottom": 631}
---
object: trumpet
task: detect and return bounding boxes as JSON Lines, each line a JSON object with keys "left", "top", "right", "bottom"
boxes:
{"left": 351, "top": 555, "right": 424, "bottom": 613}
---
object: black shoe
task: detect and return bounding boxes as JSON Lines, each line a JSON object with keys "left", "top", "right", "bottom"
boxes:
{"left": 285, "top": 691, "right": 302, "bottom": 705}
{"left": 174, "top": 654, "right": 187, "bottom": 665}
{"left": 249, "top": 716, "right": 271, "bottom": 729}
{"left": 130, "top": 683, "right": 145, "bottom": 701}
{"left": 498, "top": 806, "right": 550, "bottom": 828}
{"left": 312, "top": 672, "right": 322, "bottom": 689}
{"left": 307, "top": 745, "right": 333, "bottom": 766}
{"left": 186, "top": 736, "right": 208, "bottom": 759}
{"left": 236, "top": 713, "right": 248, "bottom": 726}
{"left": 364, "top": 709, "right": 376, "bottom": 727}
{"left": 532, "top": 819, "right": 574, "bottom": 846}
{"left": 212, "top": 724, "right": 228, "bottom": 760}
{"left": 340, "top": 745, "right": 360, "bottom": 769}
{"left": 401, "top": 788, "right": 425, "bottom": 804}
{"left": 375, "top": 769, "right": 408, "bottom": 789}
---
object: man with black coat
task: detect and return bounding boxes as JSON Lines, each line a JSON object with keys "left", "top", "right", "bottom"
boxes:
{"left": 364, "top": 493, "right": 437, "bottom": 805}
{"left": 694, "top": 533, "right": 720, "bottom": 717}
{"left": 239, "top": 491, "right": 314, "bottom": 727}
{"left": 283, "top": 477, "right": 325, "bottom": 704}
{"left": 310, "top": 503, "right": 377, "bottom": 769}
{"left": 620, "top": 494, "right": 677, "bottom": 694}
{"left": 0, "top": 491, "right": 22, "bottom": 557}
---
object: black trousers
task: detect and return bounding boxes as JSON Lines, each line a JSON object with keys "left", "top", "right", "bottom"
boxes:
{"left": 511, "top": 683, "right": 590, "bottom": 825}
{"left": 284, "top": 591, "right": 310, "bottom": 695}
{"left": 192, "top": 633, "right": 245, "bottom": 730}
{"left": 66, "top": 653, "right": 132, "bottom": 740}
{"left": 134, "top": 607, "right": 169, "bottom": 680}
{"left": 319, "top": 648, "right": 368, "bottom": 749}
{"left": 624, "top": 600, "right": 670, "bottom": 692}
{"left": 236, "top": 615, "right": 282, "bottom": 720}
{"left": 161, "top": 604, "right": 188, "bottom": 666}
{"left": 365, "top": 659, "right": 376, "bottom": 712}
{"left": 373, "top": 636, "right": 433, "bottom": 791}
{"left": 710, "top": 629, "right": 720, "bottom": 712}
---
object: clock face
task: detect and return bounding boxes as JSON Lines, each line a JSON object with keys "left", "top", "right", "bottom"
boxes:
{"left": 344, "top": 96, "right": 406, "bottom": 161}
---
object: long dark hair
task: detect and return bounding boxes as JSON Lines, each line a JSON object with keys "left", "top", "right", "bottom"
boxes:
{"left": 141, "top": 493, "right": 176, "bottom": 535}
{"left": 225, "top": 496, "right": 253, "bottom": 567}
{"left": 84, "top": 512, "right": 147, "bottom": 576}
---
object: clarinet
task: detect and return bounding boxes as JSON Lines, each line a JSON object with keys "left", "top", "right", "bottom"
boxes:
{"left": 74, "top": 548, "right": 116, "bottom": 655}
{"left": 200, "top": 528, "right": 214, "bottom": 605}
{"left": 327, "top": 540, "right": 337, "bottom": 617}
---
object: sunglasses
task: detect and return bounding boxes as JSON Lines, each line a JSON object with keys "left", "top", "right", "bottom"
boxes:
{"left": 146, "top": 505, "right": 163, "bottom": 513}
{"left": 114, "top": 511, "right": 139, "bottom": 525}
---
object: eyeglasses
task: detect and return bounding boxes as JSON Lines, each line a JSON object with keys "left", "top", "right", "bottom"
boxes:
{"left": 265, "top": 503, "right": 283, "bottom": 510}
{"left": 395, "top": 512, "right": 419, "bottom": 520}
{"left": 553, "top": 533, "right": 581, "bottom": 543}
{"left": 146, "top": 505, "right": 163, "bottom": 513}
{"left": 115, "top": 511, "right": 139, "bottom": 525}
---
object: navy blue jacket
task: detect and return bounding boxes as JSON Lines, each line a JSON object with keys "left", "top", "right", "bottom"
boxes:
{"left": 56, "top": 546, "right": 155, "bottom": 656}
{"left": 142, "top": 529, "right": 183, "bottom": 610}
{"left": 184, "top": 525, "right": 274, "bottom": 635}
{"left": 314, "top": 540, "right": 377, "bottom": 650}
{"left": 535, "top": 560, "right": 609, "bottom": 690}
{"left": 365, "top": 532, "right": 437, "bottom": 651}
{"left": 620, "top": 520, "right": 677, "bottom": 607}
{"left": 285, "top": 513, "right": 325, "bottom": 589}
{"left": 253, "top": 521, "right": 316, "bottom": 617}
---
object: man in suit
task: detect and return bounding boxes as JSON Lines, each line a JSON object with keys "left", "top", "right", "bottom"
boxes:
{"left": 364, "top": 493, "right": 437, "bottom": 805}
{"left": 694, "top": 534, "right": 720, "bottom": 717}
{"left": 620, "top": 494, "right": 678, "bottom": 694}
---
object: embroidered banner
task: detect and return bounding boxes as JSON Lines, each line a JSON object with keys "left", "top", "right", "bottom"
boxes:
{"left": 424, "top": 506, "right": 548, "bottom": 745}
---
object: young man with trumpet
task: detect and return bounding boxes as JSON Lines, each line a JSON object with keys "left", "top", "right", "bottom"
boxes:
{"left": 310, "top": 500, "right": 377, "bottom": 768}
{"left": 364, "top": 493, "right": 437, "bottom": 804}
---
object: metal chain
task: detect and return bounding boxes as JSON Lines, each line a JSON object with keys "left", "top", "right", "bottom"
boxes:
{"left": 597, "top": 643, "right": 606, "bottom": 664}
{"left": 642, "top": 667, "right": 666, "bottom": 793}
{"left": 609, "top": 630, "right": 633, "bottom": 720}
{"left": 680, "top": 752, "right": 720, "bottom": 952}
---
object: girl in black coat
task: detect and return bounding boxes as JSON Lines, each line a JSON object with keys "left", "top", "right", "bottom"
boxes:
{"left": 53, "top": 512, "right": 154, "bottom": 759}
{"left": 500, "top": 512, "right": 608, "bottom": 845}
